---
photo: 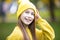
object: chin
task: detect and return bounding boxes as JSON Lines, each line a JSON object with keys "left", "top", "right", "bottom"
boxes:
{"left": 24, "top": 22, "right": 31, "bottom": 25}
{"left": 25, "top": 23, "right": 30, "bottom": 25}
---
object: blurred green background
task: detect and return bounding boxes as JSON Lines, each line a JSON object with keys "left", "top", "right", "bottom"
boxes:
{"left": 0, "top": 0, "right": 60, "bottom": 40}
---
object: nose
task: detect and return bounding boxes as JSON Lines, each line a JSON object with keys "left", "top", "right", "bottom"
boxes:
{"left": 28, "top": 16, "right": 31, "bottom": 18}
{"left": 26, "top": 15, "right": 32, "bottom": 19}
{"left": 27, "top": 13, "right": 34, "bottom": 19}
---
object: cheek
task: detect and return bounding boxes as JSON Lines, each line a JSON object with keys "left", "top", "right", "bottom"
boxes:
{"left": 31, "top": 16, "right": 34, "bottom": 20}
{"left": 20, "top": 15, "right": 24, "bottom": 21}
{"left": 20, "top": 14, "right": 26, "bottom": 22}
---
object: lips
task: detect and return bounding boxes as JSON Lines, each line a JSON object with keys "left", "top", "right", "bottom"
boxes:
{"left": 25, "top": 17, "right": 32, "bottom": 22}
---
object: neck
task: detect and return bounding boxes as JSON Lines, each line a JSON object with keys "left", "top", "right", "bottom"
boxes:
{"left": 23, "top": 23, "right": 28, "bottom": 29}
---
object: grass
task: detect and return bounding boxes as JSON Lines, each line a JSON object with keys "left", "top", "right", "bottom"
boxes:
{"left": 0, "top": 23, "right": 16, "bottom": 40}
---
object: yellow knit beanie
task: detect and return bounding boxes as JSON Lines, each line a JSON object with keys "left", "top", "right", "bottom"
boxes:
{"left": 17, "top": 0, "right": 37, "bottom": 19}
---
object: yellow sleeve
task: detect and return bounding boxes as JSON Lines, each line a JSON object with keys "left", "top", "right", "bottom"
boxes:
{"left": 36, "top": 18, "right": 55, "bottom": 40}
{"left": 6, "top": 26, "right": 24, "bottom": 40}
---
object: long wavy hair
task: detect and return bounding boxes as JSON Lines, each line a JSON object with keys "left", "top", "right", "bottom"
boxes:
{"left": 18, "top": 13, "right": 36, "bottom": 40}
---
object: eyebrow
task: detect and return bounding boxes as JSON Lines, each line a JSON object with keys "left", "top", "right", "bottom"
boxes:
{"left": 25, "top": 9, "right": 34, "bottom": 13}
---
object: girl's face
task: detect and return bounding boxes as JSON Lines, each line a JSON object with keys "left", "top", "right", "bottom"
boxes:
{"left": 20, "top": 9, "right": 34, "bottom": 25}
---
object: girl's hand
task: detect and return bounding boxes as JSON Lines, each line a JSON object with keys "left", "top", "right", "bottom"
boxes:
{"left": 35, "top": 10, "right": 40, "bottom": 21}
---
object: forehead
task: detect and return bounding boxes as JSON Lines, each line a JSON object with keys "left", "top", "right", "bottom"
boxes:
{"left": 25, "top": 9, "right": 34, "bottom": 12}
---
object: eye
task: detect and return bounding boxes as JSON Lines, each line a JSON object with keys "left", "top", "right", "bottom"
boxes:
{"left": 25, "top": 11, "right": 29, "bottom": 14}
{"left": 31, "top": 12, "right": 34, "bottom": 16}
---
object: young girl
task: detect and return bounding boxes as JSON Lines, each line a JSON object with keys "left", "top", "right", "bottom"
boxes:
{"left": 6, "top": 0, "right": 55, "bottom": 40}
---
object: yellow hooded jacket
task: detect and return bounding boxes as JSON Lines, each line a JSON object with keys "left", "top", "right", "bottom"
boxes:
{"left": 6, "top": 0, "right": 55, "bottom": 40}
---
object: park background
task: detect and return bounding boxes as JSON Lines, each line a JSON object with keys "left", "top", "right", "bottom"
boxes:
{"left": 0, "top": 0, "right": 60, "bottom": 40}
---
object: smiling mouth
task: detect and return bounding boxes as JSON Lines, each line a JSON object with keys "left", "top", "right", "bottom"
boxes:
{"left": 25, "top": 17, "right": 32, "bottom": 22}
